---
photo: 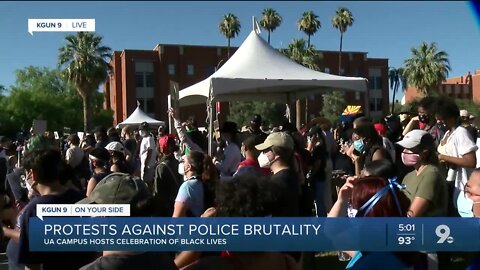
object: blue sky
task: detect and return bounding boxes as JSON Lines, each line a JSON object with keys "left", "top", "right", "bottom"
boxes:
{"left": 1, "top": 1, "right": 479, "bottom": 101}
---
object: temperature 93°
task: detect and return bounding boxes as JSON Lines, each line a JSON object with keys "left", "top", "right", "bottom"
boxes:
{"left": 398, "top": 236, "right": 415, "bottom": 245}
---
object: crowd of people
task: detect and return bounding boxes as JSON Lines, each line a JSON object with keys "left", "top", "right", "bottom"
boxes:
{"left": 0, "top": 95, "right": 479, "bottom": 269}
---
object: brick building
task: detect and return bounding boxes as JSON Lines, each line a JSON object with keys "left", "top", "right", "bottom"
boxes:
{"left": 104, "top": 44, "right": 389, "bottom": 127}
{"left": 404, "top": 70, "right": 480, "bottom": 103}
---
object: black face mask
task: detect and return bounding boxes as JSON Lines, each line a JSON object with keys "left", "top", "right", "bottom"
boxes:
{"left": 418, "top": 115, "right": 429, "bottom": 124}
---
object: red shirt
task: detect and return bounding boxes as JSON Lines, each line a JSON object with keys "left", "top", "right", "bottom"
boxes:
{"left": 237, "top": 158, "right": 271, "bottom": 176}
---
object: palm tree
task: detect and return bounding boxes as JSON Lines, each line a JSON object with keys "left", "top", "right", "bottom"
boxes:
{"left": 403, "top": 41, "right": 451, "bottom": 95}
{"left": 332, "top": 7, "right": 354, "bottom": 75}
{"left": 388, "top": 67, "right": 407, "bottom": 114}
{"left": 219, "top": 13, "right": 241, "bottom": 58}
{"left": 58, "top": 32, "right": 111, "bottom": 132}
{"left": 281, "top": 38, "right": 320, "bottom": 128}
{"left": 260, "top": 8, "right": 282, "bottom": 44}
{"left": 298, "top": 11, "right": 321, "bottom": 47}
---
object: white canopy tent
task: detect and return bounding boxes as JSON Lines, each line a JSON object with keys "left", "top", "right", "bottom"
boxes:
{"left": 116, "top": 106, "right": 165, "bottom": 129}
{"left": 179, "top": 30, "right": 367, "bottom": 107}
{"left": 178, "top": 26, "right": 368, "bottom": 154}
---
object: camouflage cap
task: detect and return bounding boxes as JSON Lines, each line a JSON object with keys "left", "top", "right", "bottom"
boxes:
{"left": 77, "top": 173, "right": 152, "bottom": 205}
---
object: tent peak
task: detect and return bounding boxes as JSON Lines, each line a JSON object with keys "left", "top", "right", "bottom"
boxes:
{"left": 252, "top": 16, "right": 261, "bottom": 34}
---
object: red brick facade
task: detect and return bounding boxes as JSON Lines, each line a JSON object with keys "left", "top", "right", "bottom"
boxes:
{"left": 104, "top": 45, "right": 389, "bottom": 127}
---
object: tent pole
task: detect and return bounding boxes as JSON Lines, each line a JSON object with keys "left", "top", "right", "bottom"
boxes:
{"left": 208, "top": 102, "right": 214, "bottom": 156}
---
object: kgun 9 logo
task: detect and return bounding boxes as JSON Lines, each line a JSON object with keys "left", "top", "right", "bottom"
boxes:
{"left": 435, "top": 224, "right": 454, "bottom": 244}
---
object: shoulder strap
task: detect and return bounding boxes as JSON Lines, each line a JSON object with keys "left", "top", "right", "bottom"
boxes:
{"left": 160, "top": 161, "right": 182, "bottom": 185}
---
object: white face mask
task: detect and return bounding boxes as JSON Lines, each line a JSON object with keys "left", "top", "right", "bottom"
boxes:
{"left": 457, "top": 191, "right": 474, "bottom": 217}
{"left": 258, "top": 152, "right": 273, "bottom": 168}
{"left": 178, "top": 162, "right": 184, "bottom": 176}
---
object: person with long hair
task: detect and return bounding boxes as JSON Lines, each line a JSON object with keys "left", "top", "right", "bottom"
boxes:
{"left": 397, "top": 130, "right": 448, "bottom": 218}
{"left": 351, "top": 123, "right": 391, "bottom": 176}
{"left": 328, "top": 176, "right": 418, "bottom": 269}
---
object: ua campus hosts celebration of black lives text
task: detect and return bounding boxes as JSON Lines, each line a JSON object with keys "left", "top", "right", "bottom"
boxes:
{"left": 1, "top": 96, "right": 480, "bottom": 270}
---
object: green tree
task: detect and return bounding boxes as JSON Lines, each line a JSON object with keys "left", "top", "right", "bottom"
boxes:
{"left": 298, "top": 11, "right": 321, "bottom": 47}
{"left": 58, "top": 32, "right": 111, "bottom": 132}
{"left": 281, "top": 38, "right": 321, "bottom": 128}
{"left": 403, "top": 41, "right": 451, "bottom": 96}
{"left": 321, "top": 90, "right": 346, "bottom": 124}
{"left": 228, "top": 101, "right": 285, "bottom": 128}
{"left": 219, "top": 13, "right": 241, "bottom": 58}
{"left": 388, "top": 67, "right": 407, "bottom": 114}
{"left": 260, "top": 8, "right": 282, "bottom": 44}
{"left": 332, "top": 7, "right": 354, "bottom": 75}
{"left": 0, "top": 66, "right": 113, "bottom": 139}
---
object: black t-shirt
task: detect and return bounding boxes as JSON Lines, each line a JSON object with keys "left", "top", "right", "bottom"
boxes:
{"left": 271, "top": 168, "right": 300, "bottom": 217}
{"left": 17, "top": 188, "right": 96, "bottom": 270}
{"left": 123, "top": 138, "right": 137, "bottom": 157}
{"left": 311, "top": 143, "right": 328, "bottom": 181}
{"left": 152, "top": 155, "right": 181, "bottom": 217}
{"left": 92, "top": 171, "right": 111, "bottom": 183}
{"left": 95, "top": 140, "right": 110, "bottom": 149}
{"left": 79, "top": 252, "right": 178, "bottom": 270}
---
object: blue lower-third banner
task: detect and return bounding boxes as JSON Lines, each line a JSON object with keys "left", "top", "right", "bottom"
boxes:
{"left": 29, "top": 217, "right": 480, "bottom": 252}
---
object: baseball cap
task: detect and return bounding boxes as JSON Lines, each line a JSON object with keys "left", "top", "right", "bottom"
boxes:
{"left": 158, "top": 134, "right": 176, "bottom": 151}
{"left": 89, "top": 148, "right": 110, "bottom": 162}
{"left": 105, "top": 141, "right": 124, "bottom": 153}
{"left": 255, "top": 132, "right": 294, "bottom": 151}
{"left": 460, "top": 110, "right": 469, "bottom": 118}
{"left": 77, "top": 173, "right": 151, "bottom": 205}
{"left": 139, "top": 122, "right": 150, "bottom": 131}
{"left": 396, "top": 129, "right": 430, "bottom": 149}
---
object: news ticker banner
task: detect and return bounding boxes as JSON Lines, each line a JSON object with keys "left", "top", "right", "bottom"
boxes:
{"left": 29, "top": 216, "right": 480, "bottom": 252}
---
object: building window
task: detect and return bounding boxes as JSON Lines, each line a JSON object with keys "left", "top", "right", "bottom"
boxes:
{"left": 136, "top": 72, "right": 154, "bottom": 88}
{"left": 187, "top": 64, "right": 194, "bottom": 76}
{"left": 368, "top": 76, "right": 382, "bottom": 89}
{"left": 353, "top": 68, "right": 360, "bottom": 76}
{"left": 355, "top": 91, "right": 361, "bottom": 100}
{"left": 145, "top": 72, "right": 154, "bottom": 87}
{"left": 168, "top": 64, "right": 175, "bottom": 76}
{"left": 376, "top": 98, "right": 383, "bottom": 111}
{"left": 369, "top": 99, "right": 376, "bottom": 112}
{"left": 135, "top": 72, "right": 144, "bottom": 87}
{"left": 340, "top": 68, "right": 345, "bottom": 75}
{"left": 324, "top": 67, "right": 330, "bottom": 74}
{"left": 139, "top": 98, "right": 154, "bottom": 114}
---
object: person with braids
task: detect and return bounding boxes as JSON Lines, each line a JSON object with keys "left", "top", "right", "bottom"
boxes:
{"left": 173, "top": 150, "right": 217, "bottom": 218}
{"left": 328, "top": 176, "right": 420, "bottom": 269}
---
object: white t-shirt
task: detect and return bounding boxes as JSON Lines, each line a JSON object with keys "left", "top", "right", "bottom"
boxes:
{"left": 65, "top": 146, "right": 84, "bottom": 169}
{"left": 439, "top": 126, "right": 478, "bottom": 191}
{"left": 215, "top": 141, "right": 241, "bottom": 178}
{"left": 140, "top": 135, "right": 157, "bottom": 169}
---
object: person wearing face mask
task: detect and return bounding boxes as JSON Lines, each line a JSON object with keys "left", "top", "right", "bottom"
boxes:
{"left": 255, "top": 132, "right": 300, "bottom": 217}
{"left": 351, "top": 123, "right": 391, "bottom": 176}
{"left": 213, "top": 121, "right": 242, "bottom": 179}
{"left": 458, "top": 168, "right": 480, "bottom": 217}
{"left": 138, "top": 122, "right": 157, "bottom": 188}
{"left": 173, "top": 151, "right": 217, "bottom": 218}
{"left": 231, "top": 135, "right": 268, "bottom": 178}
{"left": 397, "top": 130, "right": 448, "bottom": 218}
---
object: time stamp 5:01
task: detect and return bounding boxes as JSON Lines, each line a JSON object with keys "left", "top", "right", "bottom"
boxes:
{"left": 397, "top": 224, "right": 454, "bottom": 245}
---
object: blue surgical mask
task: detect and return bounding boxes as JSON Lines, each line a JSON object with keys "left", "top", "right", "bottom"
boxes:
{"left": 353, "top": 139, "right": 365, "bottom": 153}
{"left": 457, "top": 191, "right": 474, "bottom": 217}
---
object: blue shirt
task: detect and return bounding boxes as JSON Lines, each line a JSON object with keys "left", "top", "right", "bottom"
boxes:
{"left": 175, "top": 176, "right": 204, "bottom": 217}
{"left": 346, "top": 251, "right": 408, "bottom": 270}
